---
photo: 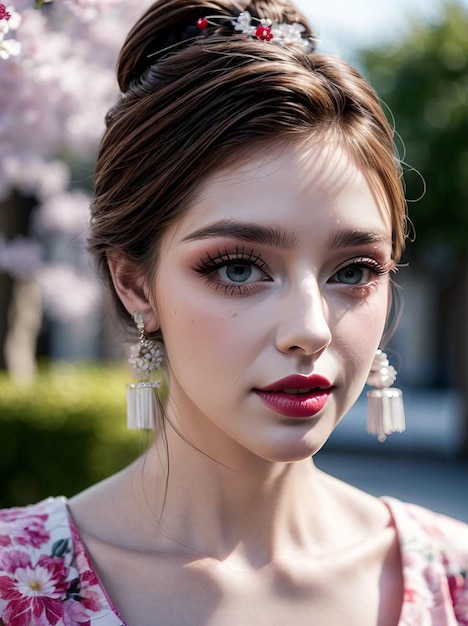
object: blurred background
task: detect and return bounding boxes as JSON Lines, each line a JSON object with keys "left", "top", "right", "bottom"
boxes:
{"left": 0, "top": 1, "right": 467, "bottom": 519}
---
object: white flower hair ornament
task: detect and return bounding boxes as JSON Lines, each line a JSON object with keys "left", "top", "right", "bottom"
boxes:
{"left": 195, "top": 10, "right": 314, "bottom": 51}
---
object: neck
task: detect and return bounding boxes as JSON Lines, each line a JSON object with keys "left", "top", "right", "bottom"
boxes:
{"left": 130, "top": 424, "right": 333, "bottom": 567}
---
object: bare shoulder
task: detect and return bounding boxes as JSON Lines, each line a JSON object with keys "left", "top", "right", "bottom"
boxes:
{"left": 68, "top": 456, "right": 162, "bottom": 553}
{"left": 315, "top": 469, "right": 393, "bottom": 543}
{"left": 68, "top": 471, "right": 126, "bottom": 538}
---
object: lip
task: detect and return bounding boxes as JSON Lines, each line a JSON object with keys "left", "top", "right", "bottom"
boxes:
{"left": 258, "top": 374, "right": 332, "bottom": 392}
{"left": 254, "top": 374, "right": 333, "bottom": 418}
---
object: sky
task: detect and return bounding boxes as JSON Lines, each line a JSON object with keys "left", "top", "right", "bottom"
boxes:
{"left": 295, "top": 0, "right": 468, "bottom": 56}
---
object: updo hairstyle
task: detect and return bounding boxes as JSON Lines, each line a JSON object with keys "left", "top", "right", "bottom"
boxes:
{"left": 88, "top": 0, "right": 408, "bottom": 332}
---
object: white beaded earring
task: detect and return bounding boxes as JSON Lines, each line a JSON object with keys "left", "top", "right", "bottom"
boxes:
{"left": 126, "top": 311, "right": 164, "bottom": 430}
{"left": 367, "top": 350, "right": 406, "bottom": 442}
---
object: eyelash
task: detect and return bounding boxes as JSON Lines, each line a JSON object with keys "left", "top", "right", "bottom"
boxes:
{"left": 193, "top": 249, "right": 393, "bottom": 297}
{"left": 329, "top": 257, "right": 394, "bottom": 296}
{"left": 193, "top": 246, "right": 272, "bottom": 296}
{"left": 334, "top": 257, "right": 392, "bottom": 276}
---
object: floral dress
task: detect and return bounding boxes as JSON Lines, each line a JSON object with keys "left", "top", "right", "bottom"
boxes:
{"left": 0, "top": 496, "right": 467, "bottom": 625}
{"left": 0, "top": 497, "right": 123, "bottom": 626}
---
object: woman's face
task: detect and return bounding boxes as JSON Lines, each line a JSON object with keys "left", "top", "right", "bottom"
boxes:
{"left": 150, "top": 140, "right": 394, "bottom": 463}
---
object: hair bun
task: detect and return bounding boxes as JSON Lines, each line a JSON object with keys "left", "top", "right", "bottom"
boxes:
{"left": 117, "top": 0, "right": 315, "bottom": 92}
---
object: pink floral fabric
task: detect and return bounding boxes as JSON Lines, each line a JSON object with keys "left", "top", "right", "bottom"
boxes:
{"left": 382, "top": 497, "right": 468, "bottom": 625}
{"left": 0, "top": 497, "right": 466, "bottom": 625}
{"left": 0, "top": 498, "right": 123, "bottom": 626}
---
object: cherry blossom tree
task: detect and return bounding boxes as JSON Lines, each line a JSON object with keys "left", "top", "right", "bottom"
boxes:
{"left": 0, "top": 0, "right": 150, "bottom": 376}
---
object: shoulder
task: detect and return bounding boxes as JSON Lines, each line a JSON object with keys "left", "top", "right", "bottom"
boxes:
{"left": 383, "top": 497, "right": 468, "bottom": 624}
{"left": 0, "top": 498, "right": 123, "bottom": 626}
{"left": 383, "top": 496, "right": 468, "bottom": 560}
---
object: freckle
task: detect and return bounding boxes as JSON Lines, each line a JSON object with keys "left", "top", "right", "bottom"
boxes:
{"left": 231, "top": 313, "right": 237, "bottom": 318}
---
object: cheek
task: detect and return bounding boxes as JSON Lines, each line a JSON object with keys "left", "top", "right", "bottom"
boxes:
{"left": 331, "top": 289, "right": 389, "bottom": 377}
{"left": 157, "top": 284, "right": 256, "bottom": 371}
{"left": 160, "top": 302, "right": 261, "bottom": 409}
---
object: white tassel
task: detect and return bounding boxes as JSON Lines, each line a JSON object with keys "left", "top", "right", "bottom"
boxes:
{"left": 367, "top": 350, "right": 406, "bottom": 442}
{"left": 367, "top": 388, "right": 406, "bottom": 442}
{"left": 126, "top": 382, "right": 161, "bottom": 430}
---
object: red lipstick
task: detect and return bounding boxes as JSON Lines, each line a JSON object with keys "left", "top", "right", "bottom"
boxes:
{"left": 254, "top": 374, "right": 333, "bottom": 418}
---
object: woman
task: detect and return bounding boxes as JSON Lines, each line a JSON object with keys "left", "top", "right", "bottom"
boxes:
{"left": 0, "top": 1, "right": 467, "bottom": 624}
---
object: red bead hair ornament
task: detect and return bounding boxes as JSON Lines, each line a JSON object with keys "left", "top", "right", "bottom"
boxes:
{"left": 196, "top": 17, "right": 208, "bottom": 30}
{"left": 188, "top": 11, "right": 313, "bottom": 52}
{"left": 255, "top": 25, "right": 273, "bottom": 41}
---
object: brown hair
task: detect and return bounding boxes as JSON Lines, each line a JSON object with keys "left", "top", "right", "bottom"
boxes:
{"left": 89, "top": 0, "right": 407, "bottom": 329}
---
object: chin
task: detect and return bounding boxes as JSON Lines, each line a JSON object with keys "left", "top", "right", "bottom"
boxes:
{"left": 254, "top": 434, "right": 330, "bottom": 464}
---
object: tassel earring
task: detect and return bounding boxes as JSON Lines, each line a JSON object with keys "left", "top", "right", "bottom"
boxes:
{"left": 126, "top": 311, "right": 164, "bottom": 430}
{"left": 367, "top": 350, "right": 406, "bottom": 442}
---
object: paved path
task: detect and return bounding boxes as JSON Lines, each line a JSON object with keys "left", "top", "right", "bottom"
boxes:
{"left": 314, "top": 449, "right": 468, "bottom": 522}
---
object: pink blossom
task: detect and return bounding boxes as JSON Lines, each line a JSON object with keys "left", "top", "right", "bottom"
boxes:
{"left": 0, "top": 4, "right": 12, "bottom": 21}
{"left": 1, "top": 157, "right": 70, "bottom": 201}
{"left": 0, "top": 236, "right": 43, "bottom": 280}
{"left": 34, "top": 191, "right": 91, "bottom": 237}
{"left": 0, "top": 37, "right": 20, "bottom": 58}
{"left": 449, "top": 574, "right": 468, "bottom": 625}
{"left": 0, "top": 510, "right": 49, "bottom": 550}
{"left": 0, "top": 550, "right": 31, "bottom": 575}
{"left": 0, "top": 0, "right": 153, "bottom": 321}
{"left": 78, "top": 570, "right": 101, "bottom": 613}
{"left": 0, "top": 5, "right": 21, "bottom": 60}
{"left": 58, "top": 0, "right": 124, "bottom": 23}
{"left": 0, "top": 6, "right": 20, "bottom": 31}
{"left": 62, "top": 598, "right": 92, "bottom": 626}
{"left": 35, "top": 265, "right": 101, "bottom": 321}
{"left": 0, "top": 553, "right": 68, "bottom": 626}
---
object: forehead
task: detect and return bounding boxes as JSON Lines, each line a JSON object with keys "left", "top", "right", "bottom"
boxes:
{"left": 169, "top": 139, "right": 392, "bottom": 243}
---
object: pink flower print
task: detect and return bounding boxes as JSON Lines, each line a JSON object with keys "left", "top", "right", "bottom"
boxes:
{"left": 0, "top": 553, "right": 69, "bottom": 626}
{"left": 0, "top": 508, "right": 50, "bottom": 549}
{"left": 62, "top": 598, "right": 92, "bottom": 626}
{"left": 78, "top": 570, "right": 101, "bottom": 613}
{"left": 449, "top": 573, "right": 468, "bottom": 625}
{"left": 0, "top": 530, "right": 12, "bottom": 547}
{"left": 403, "top": 587, "right": 418, "bottom": 604}
{"left": 399, "top": 601, "right": 433, "bottom": 626}
{"left": 0, "top": 549, "right": 31, "bottom": 575}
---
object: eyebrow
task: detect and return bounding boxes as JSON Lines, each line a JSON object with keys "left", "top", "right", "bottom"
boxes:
{"left": 181, "top": 219, "right": 298, "bottom": 251}
{"left": 328, "top": 229, "right": 392, "bottom": 250}
{"left": 182, "top": 219, "right": 391, "bottom": 252}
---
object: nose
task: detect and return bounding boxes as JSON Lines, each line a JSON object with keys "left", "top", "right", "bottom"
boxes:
{"left": 275, "top": 276, "right": 332, "bottom": 357}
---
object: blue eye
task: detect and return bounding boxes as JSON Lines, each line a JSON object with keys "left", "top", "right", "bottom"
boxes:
{"left": 225, "top": 262, "right": 252, "bottom": 282}
{"left": 219, "top": 262, "right": 263, "bottom": 283}
{"left": 193, "top": 247, "right": 273, "bottom": 295}
{"left": 335, "top": 266, "right": 365, "bottom": 285}
{"left": 329, "top": 258, "right": 391, "bottom": 292}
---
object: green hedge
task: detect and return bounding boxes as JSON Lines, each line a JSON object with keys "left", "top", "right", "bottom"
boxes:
{"left": 0, "top": 364, "right": 148, "bottom": 508}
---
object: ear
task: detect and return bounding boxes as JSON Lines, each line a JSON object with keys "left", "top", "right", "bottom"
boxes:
{"left": 107, "top": 252, "right": 159, "bottom": 332}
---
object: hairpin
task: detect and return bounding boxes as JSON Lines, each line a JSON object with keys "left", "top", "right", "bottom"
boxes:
{"left": 196, "top": 10, "right": 313, "bottom": 51}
